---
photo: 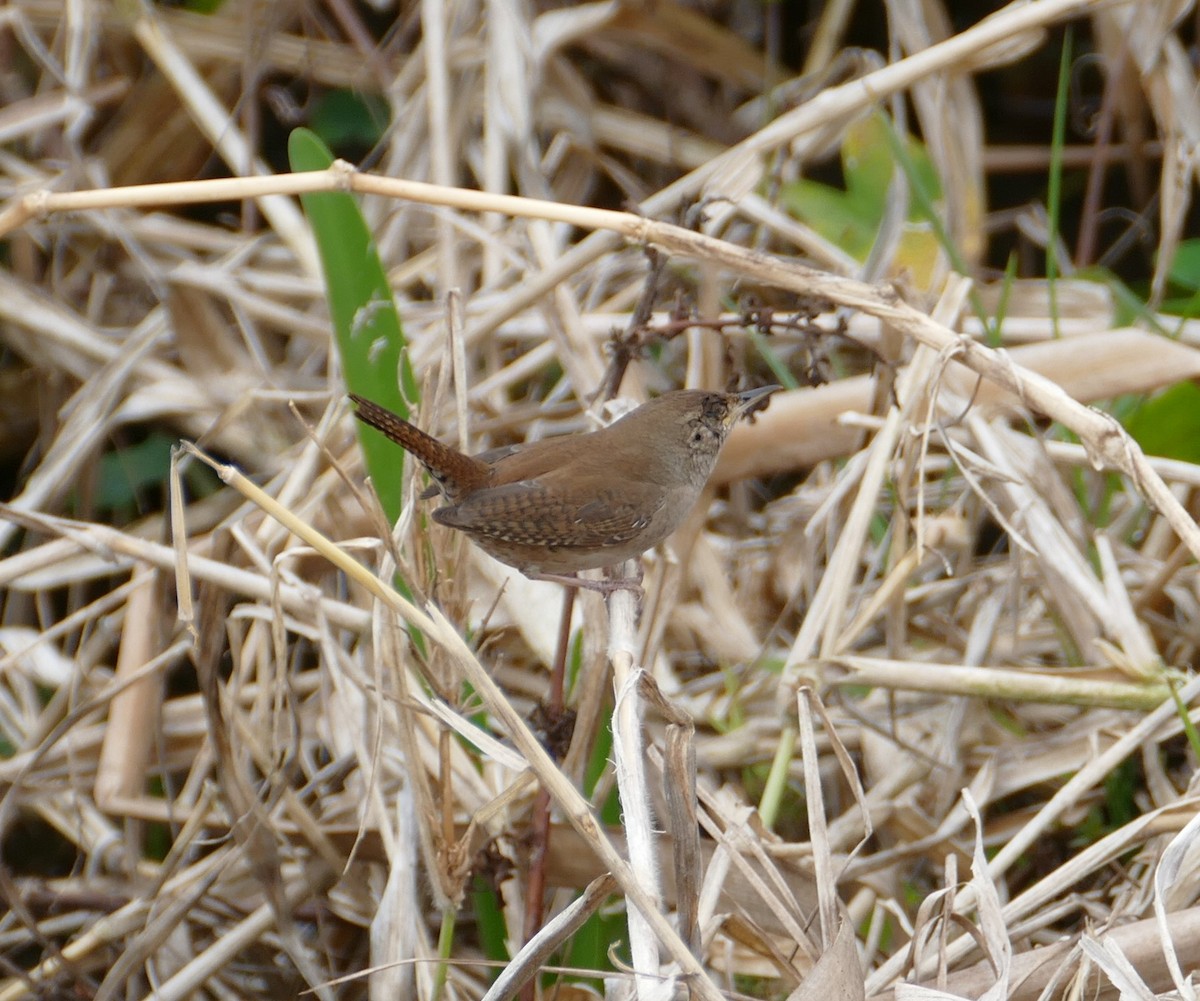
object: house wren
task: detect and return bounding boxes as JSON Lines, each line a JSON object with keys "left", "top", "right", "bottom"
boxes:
{"left": 349, "top": 386, "right": 779, "bottom": 589}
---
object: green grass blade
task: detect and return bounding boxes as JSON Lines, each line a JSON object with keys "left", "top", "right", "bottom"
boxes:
{"left": 1046, "top": 28, "right": 1074, "bottom": 335}
{"left": 877, "top": 114, "right": 993, "bottom": 330}
{"left": 288, "top": 126, "right": 416, "bottom": 524}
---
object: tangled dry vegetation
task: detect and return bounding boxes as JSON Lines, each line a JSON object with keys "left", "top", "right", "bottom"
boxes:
{"left": 2, "top": 0, "right": 1200, "bottom": 999}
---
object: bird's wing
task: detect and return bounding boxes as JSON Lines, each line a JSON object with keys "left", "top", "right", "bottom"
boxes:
{"left": 433, "top": 479, "right": 666, "bottom": 552}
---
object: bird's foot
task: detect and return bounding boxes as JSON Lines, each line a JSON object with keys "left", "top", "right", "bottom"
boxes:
{"left": 529, "top": 568, "right": 643, "bottom": 600}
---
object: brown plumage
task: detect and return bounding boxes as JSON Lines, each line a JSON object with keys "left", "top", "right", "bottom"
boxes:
{"left": 349, "top": 387, "right": 778, "bottom": 580}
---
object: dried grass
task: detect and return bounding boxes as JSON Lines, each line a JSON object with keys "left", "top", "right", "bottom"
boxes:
{"left": 1, "top": 1, "right": 1199, "bottom": 999}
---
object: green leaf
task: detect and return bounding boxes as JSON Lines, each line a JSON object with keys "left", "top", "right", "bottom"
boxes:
{"left": 288, "top": 127, "right": 416, "bottom": 524}
{"left": 1124, "top": 381, "right": 1200, "bottom": 464}
{"left": 93, "top": 432, "right": 176, "bottom": 510}
{"left": 309, "top": 90, "right": 390, "bottom": 151}
{"left": 779, "top": 115, "right": 945, "bottom": 278}
{"left": 471, "top": 876, "right": 510, "bottom": 978}
{"left": 563, "top": 900, "right": 623, "bottom": 990}
{"left": 86, "top": 432, "right": 218, "bottom": 515}
{"left": 1167, "top": 239, "right": 1200, "bottom": 292}
{"left": 781, "top": 178, "right": 876, "bottom": 259}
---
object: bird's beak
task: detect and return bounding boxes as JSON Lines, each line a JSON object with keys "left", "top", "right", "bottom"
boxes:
{"left": 729, "top": 384, "right": 781, "bottom": 423}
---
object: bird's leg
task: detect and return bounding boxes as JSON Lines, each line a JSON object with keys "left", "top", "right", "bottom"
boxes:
{"left": 528, "top": 568, "right": 644, "bottom": 599}
{"left": 608, "top": 561, "right": 644, "bottom": 595}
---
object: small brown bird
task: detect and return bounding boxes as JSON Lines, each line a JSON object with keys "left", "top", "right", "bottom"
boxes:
{"left": 349, "top": 386, "right": 778, "bottom": 590}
